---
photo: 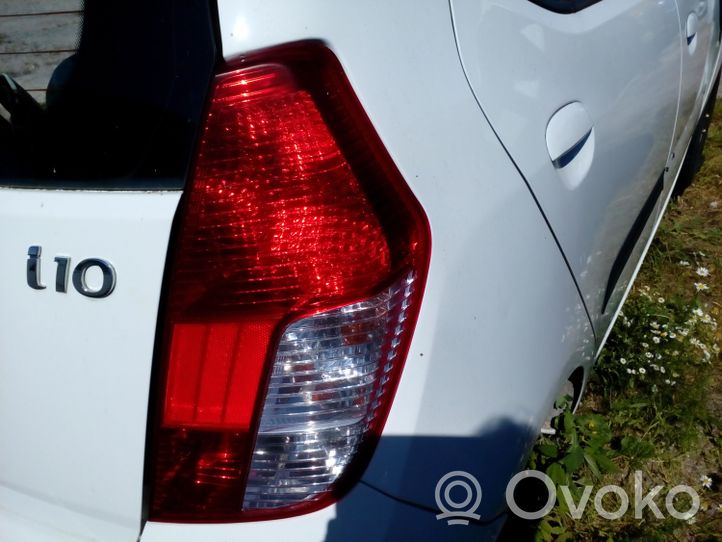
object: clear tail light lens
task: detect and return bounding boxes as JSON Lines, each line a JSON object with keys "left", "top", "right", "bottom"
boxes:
{"left": 244, "top": 273, "right": 415, "bottom": 509}
{"left": 149, "top": 42, "right": 429, "bottom": 522}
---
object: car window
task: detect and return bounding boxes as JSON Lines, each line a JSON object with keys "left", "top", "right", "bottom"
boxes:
{"left": 0, "top": 0, "right": 217, "bottom": 189}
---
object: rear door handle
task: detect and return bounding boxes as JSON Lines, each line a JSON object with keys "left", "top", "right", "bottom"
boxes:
{"left": 552, "top": 128, "right": 592, "bottom": 169}
{"left": 546, "top": 101, "right": 594, "bottom": 169}
{"left": 687, "top": 12, "right": 698, "bottom": 47}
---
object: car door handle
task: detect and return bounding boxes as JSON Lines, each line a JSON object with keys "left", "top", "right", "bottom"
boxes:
{"left": 551, "top": 128, "right": 592, "bottom": 169}
{"left": 687, "top": 12, "right": 698, "bottom": 47}
{"left": 546, "top": 101, "right": 594, "bottom": 169}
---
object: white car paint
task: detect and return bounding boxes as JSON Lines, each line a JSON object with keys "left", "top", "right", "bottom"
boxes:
{"left": 451, "top": 0, "right": 688, "bottom": 342}
{"left": 0, "top": 190, "right": 179, "bottom": 542}
{"left": 676, "top": 0, "right": 719, "bottom": 147}
{"left": 0, "top": 1, "right": 719, "bottom": 541}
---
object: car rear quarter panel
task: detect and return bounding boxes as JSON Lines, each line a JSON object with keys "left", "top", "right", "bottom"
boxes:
{"left": 142, "top": 1, "right": 596, "bottom": 536}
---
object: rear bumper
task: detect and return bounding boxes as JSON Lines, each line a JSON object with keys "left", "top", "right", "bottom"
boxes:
{"left": 140, "top": 482, "right": 506, "bottom": 542}
{"left": 0, "top": 483, "right": 136, "bottom": 542}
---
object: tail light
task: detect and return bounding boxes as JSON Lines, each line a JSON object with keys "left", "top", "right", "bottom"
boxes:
{"left": 149, "top": 42, "right": 430, "bottom": 521}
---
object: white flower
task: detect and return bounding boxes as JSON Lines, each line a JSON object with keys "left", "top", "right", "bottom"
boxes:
{"left": 645, "top": 352, "right": 654, "bottom": 359}
{"left": 619, "top": 358, "right": 627, "bottom": 365}
{"left": 652, "top": 336, "right": 661, "bottom": 344}
{"left": 639, "top": 367, "right": 646, "bottom": 374}
{"left": 642, "top": 342, "right": 649, "bottom": 348}
{"left": 665, "top": 379, "right": 671, "bottom": 384}
{"left": 651, "top": 384, "right": 658, "bottom": 393}
{"left": 669, "top": 332, "right": 676, "bottom": 339}
{"left": 660, "top": 366, "right": 666, "bottom": 374}
{"left": 693, "top": 308, "right": 704, "bottom": 317}
{"left": 672, "top": 372, "right": 679, "bottom": 378}
{"left": 650, "top": 321, "right": 660, "bottom": 329}
{"left": 656, "top": 353, "right": 662, "bottom": 360}
{"left": 694, "top": 282, "right": 710, "bottom": 292}
{"left": 657, "top": 297, "right": 665, "bottom": 304}
{"left": 626, "top": 368, "right": 633, "bottom": 374}
{"left": 696, "top": 267, "right": 710, "bottom": 277}
{"left": 701, "top": 475, "right": 713, "bottom": 490}
{"left": 678, "top": 328, "right": 689, "bottom": 336}
{"left": 679, "top": 260, "right": 691, "bottom": 267}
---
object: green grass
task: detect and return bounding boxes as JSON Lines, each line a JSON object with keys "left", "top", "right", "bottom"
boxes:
{"left": 523, "top": 104, "right": 722, "bottom": 541}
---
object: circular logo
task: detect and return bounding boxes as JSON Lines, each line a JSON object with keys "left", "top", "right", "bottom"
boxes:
{"left": 434, "top": 470, "right": 483, "bottom": 525}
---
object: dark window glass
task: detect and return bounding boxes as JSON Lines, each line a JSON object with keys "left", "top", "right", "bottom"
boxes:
{"left": 0, "top": 0, "right": 217, "bottom": 189}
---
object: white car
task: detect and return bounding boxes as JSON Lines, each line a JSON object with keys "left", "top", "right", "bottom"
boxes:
{"left": 0, "top": 0, "right": 719, "bottom": 540}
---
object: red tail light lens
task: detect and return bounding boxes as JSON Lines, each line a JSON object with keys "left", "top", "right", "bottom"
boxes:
{"left": 150, "top": 42, "right": 430, "bottom": 521}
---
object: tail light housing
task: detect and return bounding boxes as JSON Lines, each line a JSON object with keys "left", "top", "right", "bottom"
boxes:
{"left": 149, "top": 42, "right": 430, "bottom": 521}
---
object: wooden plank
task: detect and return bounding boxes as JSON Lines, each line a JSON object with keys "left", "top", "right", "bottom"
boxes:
{"left": 3, "top": 51, "right": 74, "bottom": 103}
{"left": 0, "top": 12, "right": 81, "bottom": 54}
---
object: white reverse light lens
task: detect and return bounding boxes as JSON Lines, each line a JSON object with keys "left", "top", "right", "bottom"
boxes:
{"left": 243, "top": 272, "right": 415, "bottom": 509}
